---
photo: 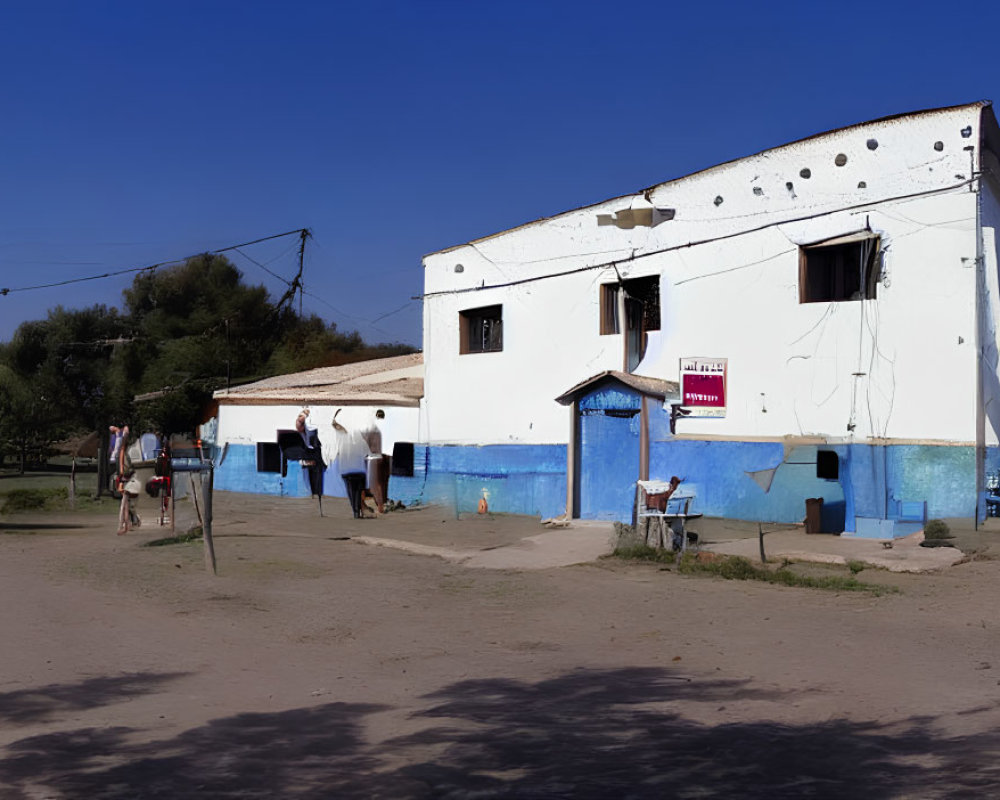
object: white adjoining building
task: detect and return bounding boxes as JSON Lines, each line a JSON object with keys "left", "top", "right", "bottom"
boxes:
{"left": 212, "top": 353, "right": 422, "bottom": 498}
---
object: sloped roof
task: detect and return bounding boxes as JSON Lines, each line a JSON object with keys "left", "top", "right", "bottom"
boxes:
{"left": 214, "top": 353, "right": 423, "bottom": 407}
{"left": 429, "top": 101, "right": 993, "bottom": 256}
{"left": 555, "top": 370, "right": 679, "bottom": 406}
{"left": 51, "top": 431, "right": 101, "bottom": 459}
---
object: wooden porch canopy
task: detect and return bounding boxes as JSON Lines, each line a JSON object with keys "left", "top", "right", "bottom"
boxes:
{"left": 554, "top": 370, "right": 678, "bottom": 406}
{"left": 555, "top": 371, "right": 679, "bottom": 518}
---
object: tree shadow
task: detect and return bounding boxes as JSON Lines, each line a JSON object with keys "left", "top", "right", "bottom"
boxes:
{"left": 0, "top": 672, "right": 189, "bottom": 726}
{"left": 3, "top": 667, "right": 1000, "bottom": 798}
{"left": 0, "top": 703, "right": 387, "bottom": 800}
{"left": 0, "top": 522, "right": 88, "bottom": 531}
{"left": 386, "top": 667, "right": 1000, "bottom": 798}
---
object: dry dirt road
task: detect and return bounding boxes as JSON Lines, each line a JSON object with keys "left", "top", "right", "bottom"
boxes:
{"left": 2, "top": 492, "right": 1000, "bottom": 798}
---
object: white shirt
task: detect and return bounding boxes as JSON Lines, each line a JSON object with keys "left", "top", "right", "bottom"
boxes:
{"left": 333, "top": 426, "right": 370, "bottom": 473}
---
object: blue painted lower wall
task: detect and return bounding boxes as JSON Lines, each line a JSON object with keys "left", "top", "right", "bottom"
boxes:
{"left": 649, "top": 440, "right": 974, "bottom": 532}
{"left": 215, "top": 444, "right": 345, "bottom": 499}
{"left": 389, "top": 444, "right": 568, "bottom": 519}
{"left": 215, "top": 439, "right": 978, "bottom": 532}
{"left": 215, "top": 442, "right": 568, "bottom": 519}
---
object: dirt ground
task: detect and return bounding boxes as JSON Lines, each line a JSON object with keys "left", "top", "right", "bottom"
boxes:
{"left": 3, "top": 489, "right": 1000, "bottom": 798}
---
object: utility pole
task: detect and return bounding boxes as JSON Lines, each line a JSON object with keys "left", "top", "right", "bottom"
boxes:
{"left": 297, "top": 228, "right": 310, "bottom": 316}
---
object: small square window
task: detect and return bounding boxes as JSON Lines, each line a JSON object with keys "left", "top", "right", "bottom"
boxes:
{"left": 460, "top": 305, "right": 502, "bottom": 354}
{"left": 256, "top": 442, "right": 282, "bottom": 473}
{"left": 800, "top": 237, "right": 880, "bottom": 303}
{"left": 817, "top": 450, "right": 839, "bottom": 480}
{"left": 391, "top": 442, "right": 415, "bottom": 477}
{"left": 600, "top": 275, "right": 660, "bottom": 335}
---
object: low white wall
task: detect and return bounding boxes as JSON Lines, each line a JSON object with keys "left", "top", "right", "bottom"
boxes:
{"left": 216, "top": 403, "right": 420, "bottom": 455}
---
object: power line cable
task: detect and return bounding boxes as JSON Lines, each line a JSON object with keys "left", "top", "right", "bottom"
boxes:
{"left": 0, "top": 228, "right": 308, "bottom": 297}
{"left": 370, "top": 301, "right": 414, "bottom": 324}
{"left": 416, "top": 178, "right": 977, "bottom": 300}
{"left": 231, "top": 248, "right": 293, "bottom": 286}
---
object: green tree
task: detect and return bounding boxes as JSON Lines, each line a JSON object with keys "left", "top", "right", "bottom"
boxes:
{"left": 0, "top": 305, "right": 133, "bottom": 469}
{"left": 264, "top": 314, "right": 415, "bottom": 375}
{"left": 123, "top": 254, "right": 290, "bottom": 433}
{"left": 1, "top": 251, "right": 418, "bottom": 448}
{"left": 0, "top": 364, "right": 45, "bottom": 472}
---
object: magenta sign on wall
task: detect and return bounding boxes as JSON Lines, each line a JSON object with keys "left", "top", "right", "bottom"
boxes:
{"left": 680, "top": 357, "right": 727, "bottom": 417}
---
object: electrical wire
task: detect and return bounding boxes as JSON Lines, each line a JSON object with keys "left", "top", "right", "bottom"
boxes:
{"left": 231, "top": 248, "right": 294, "bottom": 286}
{"left": 673, "top": 247, "right": 797, "bottom": 286}
{"left": 418, "top": 177, "right": 977, "bottom": 300}
{"left": 370, "top": 301, "right": 415, "bottom": 324}
{"left": 0, "top": 228, "right": 308, "bottom": 297}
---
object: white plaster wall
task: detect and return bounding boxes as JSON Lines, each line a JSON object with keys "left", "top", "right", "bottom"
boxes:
{"left": 422, "top": 268, "right": 625, "bottom": 444}
{"left": 980, "top": 175, "right": 1000, "bottom": 446}
{"left": 216, "top": 403, "right": 420, "bottom": 455}
{"left": 650, "top": 193, "right": 977, "bottom": 442}
{"left": 423, "top": 105, "right": 984, "bottom": 446}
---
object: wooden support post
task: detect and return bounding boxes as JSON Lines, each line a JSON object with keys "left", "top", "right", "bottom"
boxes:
{"left": 566, "top": 400, "right": 577, "bottom": 519}
{"left": 189, "top": 473, "right": 203, "bottom": 527}
{"left": 203, "top": 467, "right": 217, "bottom": 576}
{"left": 639, "top": 395, "right": 649, "bottom": 482}
{"left": 618, "top": 285, "right": 628, "bottom": 372}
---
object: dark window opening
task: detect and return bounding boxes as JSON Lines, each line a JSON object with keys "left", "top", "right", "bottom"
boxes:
{"left": 256, "top": 442, "right": 282, "bottom": 473}
{"left": 817, "top": 450, "right": 839, "bottom": 480}
{"left": 600, "top": 275, "right": 660, "bottom": 335}
{"left": 800, "top": 237, "right": 880, "bottom": 303}
{"left": 391, "top": 442, "right": 415, "bottom": 476}
{"left": 460, "top": 304, "right": 503, "bottom": 354}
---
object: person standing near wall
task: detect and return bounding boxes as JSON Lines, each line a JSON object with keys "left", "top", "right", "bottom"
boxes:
{"left": 295, "top": 407, "right": 326, "bottom": 498}
{"left": 332, "top": 409, "right": 370, "bottom": 518}
{"left": 361, "top": 409, "right": 390, "bottom": 513}
{"left": 114, "top": 425, "right": 142, "bottom": 535}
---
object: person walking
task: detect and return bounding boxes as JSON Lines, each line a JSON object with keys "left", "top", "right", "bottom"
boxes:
{"left": 361, "top": 409, "right": 389, "bottom": 513}
{"left": 331, "top": 409, "right": 370, "bottom": 518}
{"left": 114, "top": 425, "right": 142, "bottom": 535}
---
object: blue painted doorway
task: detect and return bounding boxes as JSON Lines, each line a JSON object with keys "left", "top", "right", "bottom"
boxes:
{"left": 576, "top": 386, "right": 642, "bottom": 521}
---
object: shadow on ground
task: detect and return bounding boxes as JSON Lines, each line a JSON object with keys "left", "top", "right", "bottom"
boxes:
{"left": 3, "top": 667, "right": 1000, "bottom": 798}
{"left": 0, "top": 672, "right": 189, "bottom": 726}
{"left": 0, "top": 522, "right": 89, "bottom": 532}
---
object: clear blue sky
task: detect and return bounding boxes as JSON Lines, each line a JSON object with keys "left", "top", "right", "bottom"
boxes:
{"left": 1, "top": 0, "right": 996, "bottom": 347}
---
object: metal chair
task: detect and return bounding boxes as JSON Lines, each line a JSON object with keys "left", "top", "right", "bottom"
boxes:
{"left": 635, "top": 480, "right": 701, "bottom": 552}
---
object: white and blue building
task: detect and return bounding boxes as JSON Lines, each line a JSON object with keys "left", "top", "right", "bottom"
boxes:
{"left": 407, "top": 101, "right": 1000, "bottom": 537}
{"left": 212, "top": 102, "right": 1000, "bottom": 537}
{"left": 212, "top": 353, "right": 422, "bottom": 500}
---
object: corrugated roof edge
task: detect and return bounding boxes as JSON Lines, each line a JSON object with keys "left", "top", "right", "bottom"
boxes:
{"left": 216, "top": 394, "right": 421, "bottom": 408}
{"left": 555, "top": 370, "right": 680, "bottom": 406}
{"left": 426, "top": 100, "right": 991, "bottom": 259}
{"left": 212, "top": 353, "right": 423, "bottom": 403}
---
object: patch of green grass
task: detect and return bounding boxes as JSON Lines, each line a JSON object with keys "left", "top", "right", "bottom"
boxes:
{"left": 924, "top": 519, "right": 952, "bottom": 540}
{"left": 676, "top": 554, "right": 898, "bottom": 595}
{"left": 143, "top": 528, "right": 203, "bottom": 547}
{"left": 847, "top": 560, "right": 866, "bottom": 574}
{"left": 612, "top": 523, "right": 677, "bottom": 564}
{"left": 612, "top": 540, "right": 676, "bottom": 563}
{"left": 0, "top": 487, "right": 118, "bottom": 514}
{"left": 0, "top": 470, "right": 99, "bottom": 493}
{"left": 0, "top": 487, "right": 68, "bottom": 512}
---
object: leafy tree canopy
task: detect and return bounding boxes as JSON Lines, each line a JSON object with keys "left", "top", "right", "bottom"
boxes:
{"left": 0, "top": 254, "right": 416, "bottom": 451}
